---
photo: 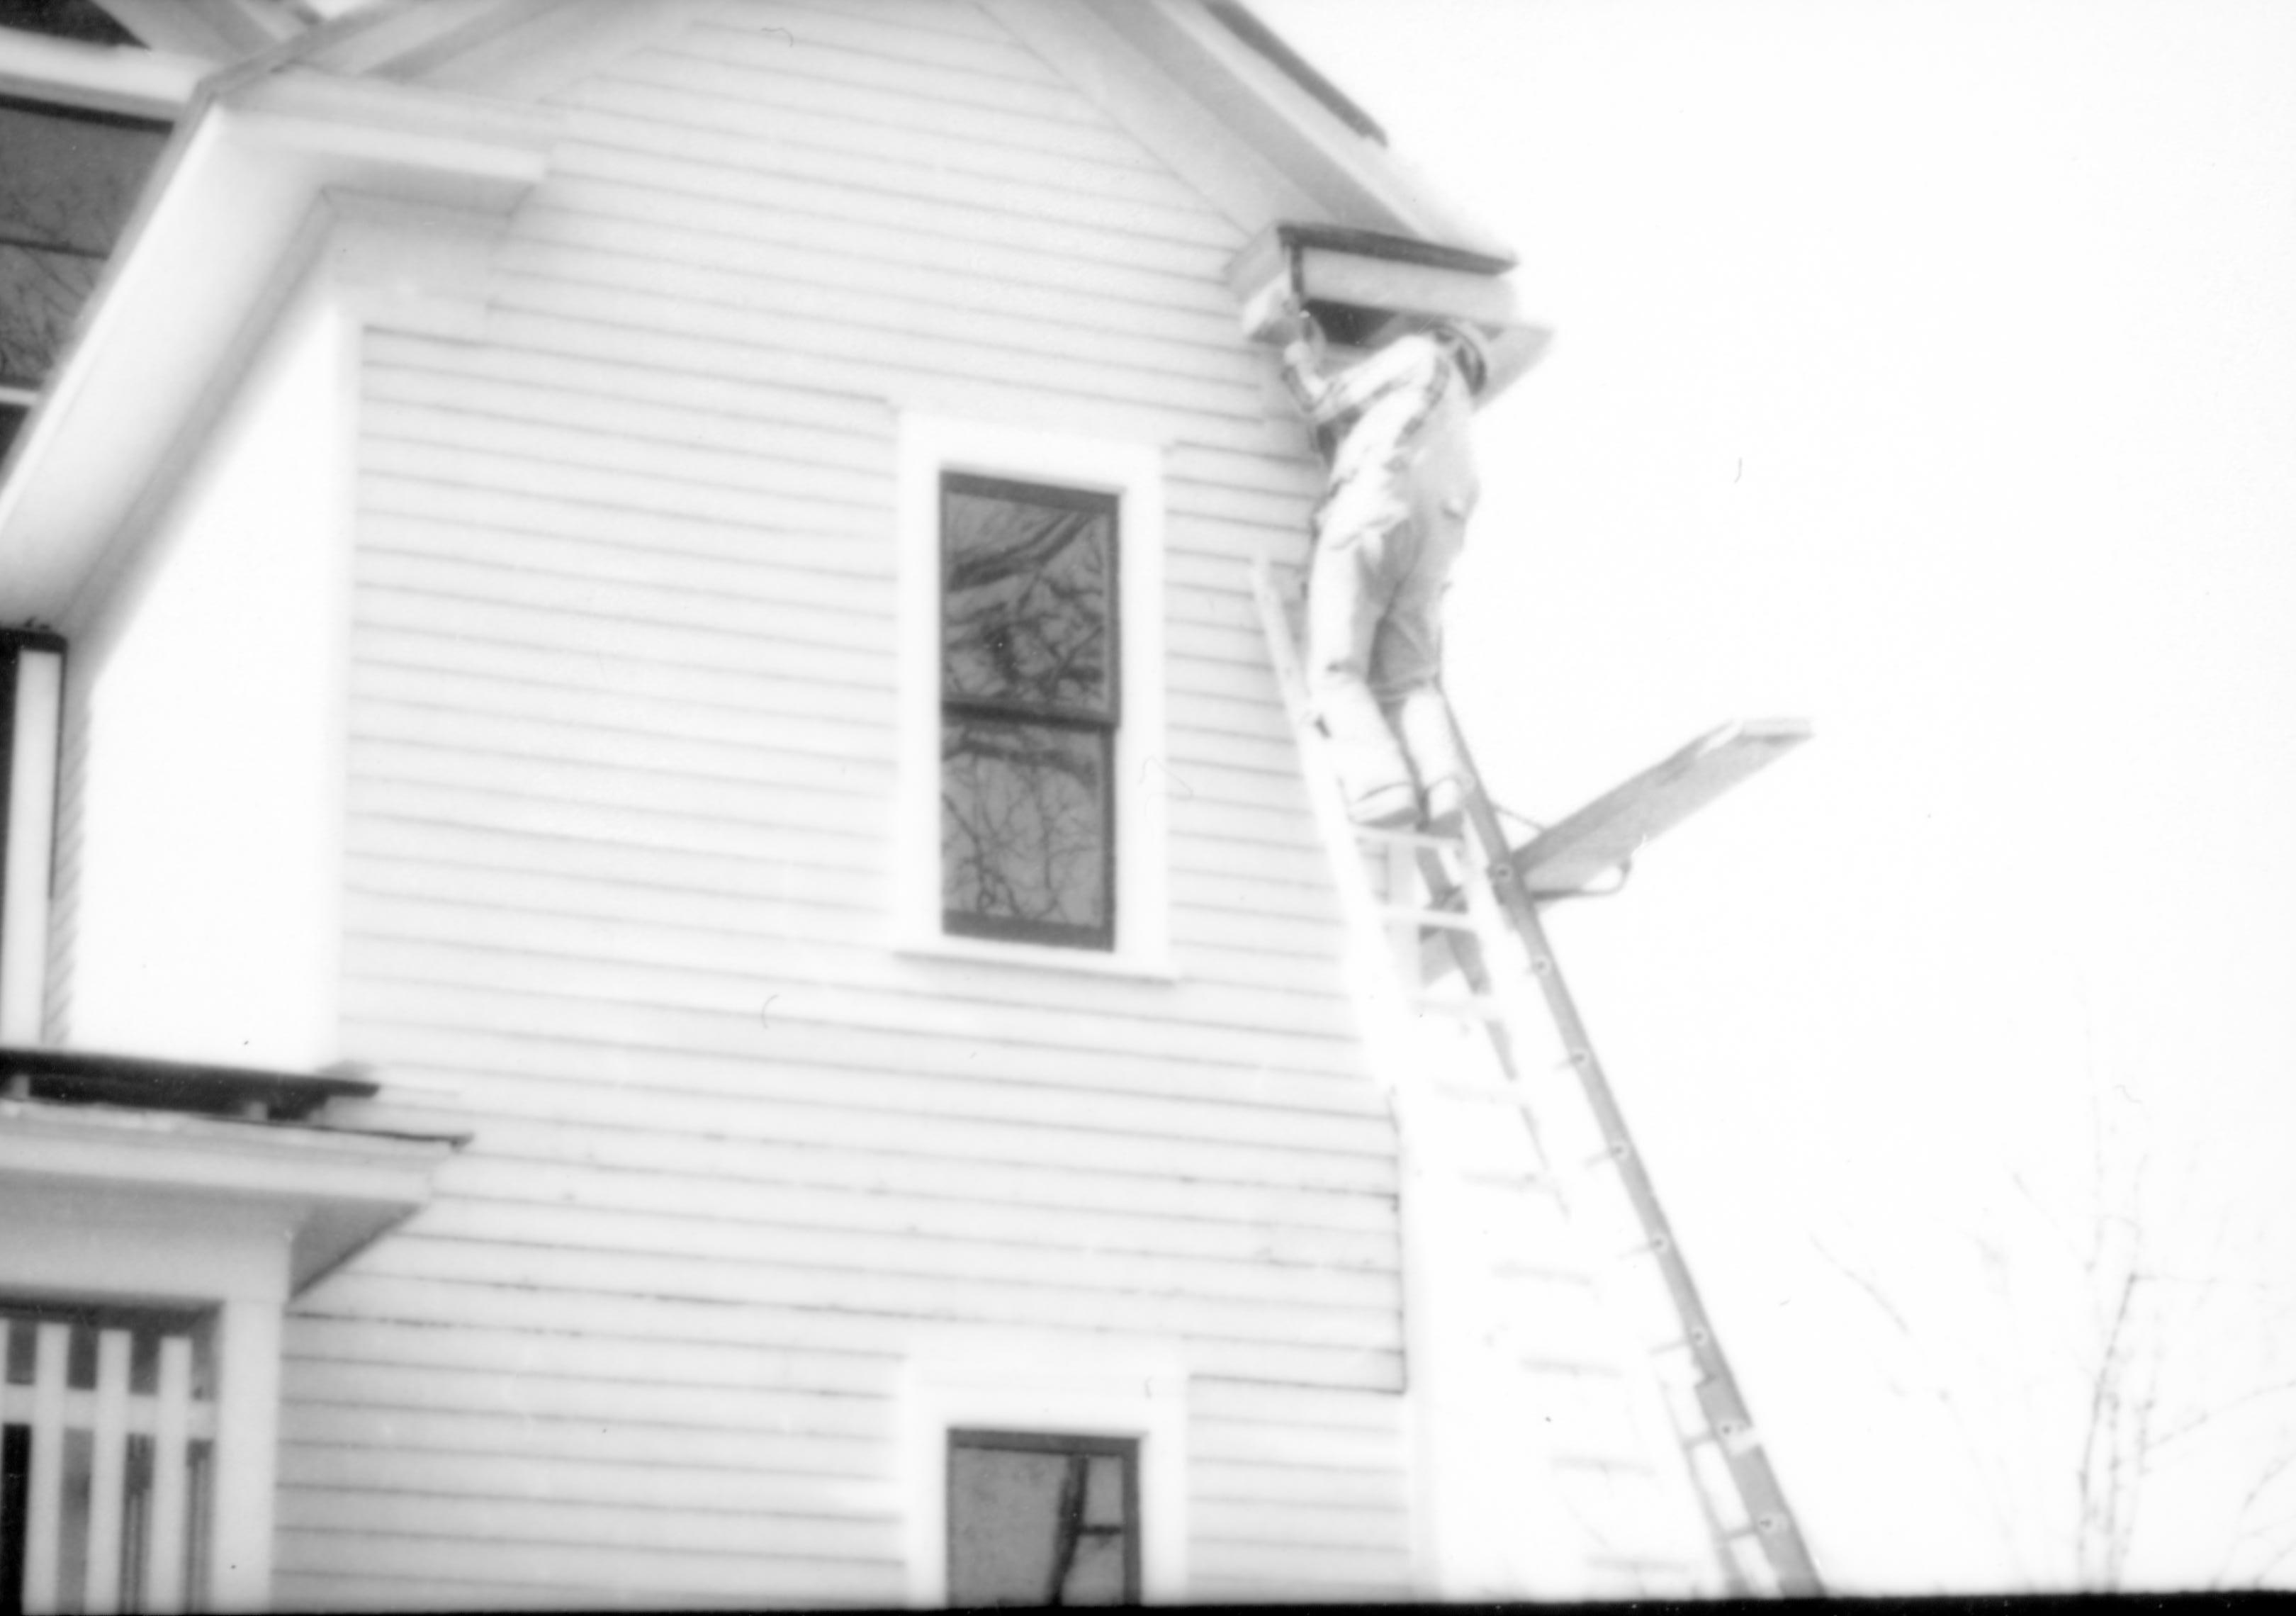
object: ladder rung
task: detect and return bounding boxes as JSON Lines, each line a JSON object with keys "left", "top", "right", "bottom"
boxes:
{"left": 1410, "top": 994, "right": 1506, "bottom": 1021}
{"left": 1353, "top": 825, "right": 1466, "bottom": 853}
{"left": 1378, "top": 904, "right": 1479, "bottom": 931}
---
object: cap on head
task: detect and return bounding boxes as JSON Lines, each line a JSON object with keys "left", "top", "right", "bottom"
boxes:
{"left": 1430, "top": 320, "right": 1492, "bottom": 395}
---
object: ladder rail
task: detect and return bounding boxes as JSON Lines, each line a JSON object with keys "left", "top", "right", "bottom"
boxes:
{"left": 1452, "top": 741, "right": 1823, "bottom": 1595}
{"left": 1251, "top": 555, "right": 1825, "bottom": 1598}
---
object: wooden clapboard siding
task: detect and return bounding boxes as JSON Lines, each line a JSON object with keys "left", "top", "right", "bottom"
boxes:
{"left": 295, "top": 0, "right": 1410, "bottom": 1603}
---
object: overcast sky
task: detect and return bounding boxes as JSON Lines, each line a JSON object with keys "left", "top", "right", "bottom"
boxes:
{"left": 1249, "top": 0, "right": 2296, "bottom": 1591}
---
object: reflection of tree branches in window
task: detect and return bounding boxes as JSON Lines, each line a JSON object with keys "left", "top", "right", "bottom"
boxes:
{"left": 942, "top": 721, "right": 1105, "bottom": 929}
{"left": 0, "top": 105, "right": 165, "bottom": 387}
{"left": 943, "top": 495, "right": 1111, "bottom": 714}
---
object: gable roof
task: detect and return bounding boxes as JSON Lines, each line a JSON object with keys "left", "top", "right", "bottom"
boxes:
{"left": 0, "top": 0, "right": 1525, "bottom": 624}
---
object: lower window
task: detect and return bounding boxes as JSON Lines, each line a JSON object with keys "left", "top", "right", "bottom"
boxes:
{"left": 947, "top": 1429, "right": 1139, "bottom": 1607}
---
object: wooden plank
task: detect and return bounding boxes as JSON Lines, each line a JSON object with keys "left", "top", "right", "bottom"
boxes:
{"left": 506, "top": 202, "right": 1238, "bottom": 357}
{"left": 480, "top": 305, "right": 1234, "bottom": 449}
{"left": 280, "top": 1357, "right": 890, "bottom": 1442}
{"left": 416, "top": 1157, "right": 1395, "bottom": 1270}
{"left": 675, "top": 12, "right": 1113, "bottom": 129}
{"left": 339, "top": 1076, "right": 1395, "bottom": 1199}
{"left": 364, "top": 362, "right": 895, "bottom": 482}
{"left": 344, "top": 778, "right": 882, "bottom": 877}
{"left": 145, "top": 1333, "right": 193, "bottom": 1615}
{"left": 23, "top": 1321, "right": 68, "bottom": 1615}
{"left": 349, "top": 624, "right": 897, "bottom": 724}
{"left": 556, "top": 93, "right": 1236, "bottom": 248}
{"left": 349, "top": 701, "right": 894, "bottom": 798}
{"left": 267, "top": 1527, "right": 905, "bottom": 1605}
{"left": 349, "top": 659, "right": 891, "bottom": 761}
{"left": 366, "top": 330, "right": 901, "bottom": 457}
{"left": 84, "top": 1328, "right": 133, "bottom": 1615}
{"left": 1193, "top": 1460, "right": 1410, "bottom": 1513}
{"left": 278, "top": 1396, "right": 886, "bottom": 1481}
{"left": 522, "top": 178, "right": 1224, "bottom": 319}
{"left": 304, "top": 1250, "right": 1402, "bottom": 1379}
{"left": 361, "top": 437, "right": 889, "bottom": 539}
{"left": 337, "top": 912, "right": 1360, "bottom": 1054}
{"left": 288, "top": 1281, "right": 909, "bottom": 1371}
{"left": 353, "top": 561, "right": 887, "bottom": 671}
{"left": 492, "top": 259, "right": 1256, "bottom": 421}
{"left": 276, "top": 1441, "right": 902, "bottom": 1521}
{"left": 398, "top": 1196, "right": 1401, "bottom": 1313}
{"left": 339, "top": 963, "right": 1379, "bottom": 1139}
{"left": 609, "top": 33, "right": 1156, "bottom": 168}
{"left": 321, "top": 1072, "right": 1395, "bottom": 1227}
{"left": 351, "top": 590, "right": 891, "bottom": 690}
{"left": 364, "top": 399, "right": 896, "bottom": 514}
{"left": 1515, "top": 720, "right": 1815, "bottom": 895}
{"left": 561, "top": 60, "right": 1211, "bottom": 208}
{"left": 278, "top": 1488, "right": 882, "bottom": 1566}
{"left": 286, "top": 1313, "right": 892, "bottom": 1398}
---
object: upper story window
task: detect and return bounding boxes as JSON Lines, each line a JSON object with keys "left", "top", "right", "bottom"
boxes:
{"left": 0, "top": 93, "right": 167, "bottom": 464}
{"left": 940, "top": 473, "right": 1120, "bottom": 951}
{"left": 898, "top": 418, "right": 1169, "bottom": 976}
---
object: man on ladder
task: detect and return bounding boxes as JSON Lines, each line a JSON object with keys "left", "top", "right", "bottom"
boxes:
{"left": 1274, "top": 297, "right": 1496, "bottom": 834}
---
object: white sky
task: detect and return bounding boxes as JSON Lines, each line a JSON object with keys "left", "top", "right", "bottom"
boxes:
{"left": 1251, "top": 0, "right": 2296, "bottom": 1593}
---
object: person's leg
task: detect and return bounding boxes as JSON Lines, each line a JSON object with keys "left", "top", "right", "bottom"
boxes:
{"left": 1371, "top": 500, "right": 1472, "bottom": 831}
{"left": 1307, "top": 516, "right": 1419, "bottom": 826}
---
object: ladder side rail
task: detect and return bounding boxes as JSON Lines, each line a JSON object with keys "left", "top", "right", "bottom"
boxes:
{"left": 1442, "top": 721, "right": 1825, "bottom": 1598}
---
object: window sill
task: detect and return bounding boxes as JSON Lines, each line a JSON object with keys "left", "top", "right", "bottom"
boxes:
{"left": 893, "top": 929, "right": 1178, "bottom": 984}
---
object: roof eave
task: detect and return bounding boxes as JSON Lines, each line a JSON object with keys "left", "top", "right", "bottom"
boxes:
{"left": 1080, "top": 0, "right": 1519, "bottom": 269}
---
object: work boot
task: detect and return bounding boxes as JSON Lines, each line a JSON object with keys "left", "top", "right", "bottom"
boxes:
{"left": 1349, "top": 780, "right": 1421, "bottom": 831}
{"left": 1422, "top": 775, "right": 1467, "bottom": 837}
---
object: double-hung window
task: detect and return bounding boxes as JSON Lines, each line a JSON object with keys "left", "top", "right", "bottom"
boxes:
{"left": 939, "top": 474, "right": 1120, "bottom": 950}
{"left": 899, "top": 417, "right": 1168, "bottom": 973}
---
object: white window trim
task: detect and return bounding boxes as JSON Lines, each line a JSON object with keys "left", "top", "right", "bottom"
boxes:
{"left": 902, "top": 1337, "right": 1188, "bottom": 1606}
{"left": 0, "top": 645, "right": 60, "bottom": 1041}
{"left": 895, "top": 414, "right": 1172, "bottom": 979}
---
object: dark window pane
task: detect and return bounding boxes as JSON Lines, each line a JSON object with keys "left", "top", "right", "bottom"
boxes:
{"left": 942, "top": 476, "right": 1116, "bottom": 720}
{"left": 942, "top": 717, "right": 1111, "bottom": 946}
{"left": 0, "top": 102, "right": 166, "bottom": 387}
{"left": 949, "top": 1435, "right": 1137, "bottom": 1607}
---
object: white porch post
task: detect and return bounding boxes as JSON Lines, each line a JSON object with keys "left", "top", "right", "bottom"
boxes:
{"left": 209, "top": 1292, "right": 283, "bottom": 1612}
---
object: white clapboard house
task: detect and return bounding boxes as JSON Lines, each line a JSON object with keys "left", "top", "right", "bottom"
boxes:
{"left": 0, "top": 0, "right": 1813, "bottom": 1607}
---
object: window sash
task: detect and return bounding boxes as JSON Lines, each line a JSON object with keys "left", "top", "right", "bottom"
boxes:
{"left": 946, "top": 1430, "right": 1140, "bottom": 1607}
{"left": 939, "top": 471, "right": 1120, "bottom": 952}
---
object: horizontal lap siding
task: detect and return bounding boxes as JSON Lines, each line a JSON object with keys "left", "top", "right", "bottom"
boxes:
{"left": 303, "top": 0, "right": 1407, "bottom": 1604}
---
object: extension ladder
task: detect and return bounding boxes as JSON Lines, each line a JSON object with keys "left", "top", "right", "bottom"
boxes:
{"left": 1250, "top": 557, "right": 1823, "bottom": 1598}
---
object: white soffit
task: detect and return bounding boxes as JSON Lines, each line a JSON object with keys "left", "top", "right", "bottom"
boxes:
{"left": 0, "top": 1096, "right": 455, "bottom": 1293}
{"left": 0, "top": 65, "right": 553, "bottom": 626}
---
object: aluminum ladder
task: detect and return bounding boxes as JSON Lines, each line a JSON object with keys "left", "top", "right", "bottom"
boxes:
{"left": 1250, "top": 557, "right": 1823, "bottom": 1598}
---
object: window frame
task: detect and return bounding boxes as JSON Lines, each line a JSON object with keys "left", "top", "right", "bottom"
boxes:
{"left": 945, "top": 1427, "right": 1142, "bottom": 1605}
{"left": 938, "top": 469, "right": 1122, "bottom": 952}
{"left": 0, "top": 629, "right": 61, "bottom": 1043}
{"left": 901, "top": 1341, "right": 1186, "bottom": 1606}
{"left": 896, "top": 415, "right": 1171, "bottom": 979}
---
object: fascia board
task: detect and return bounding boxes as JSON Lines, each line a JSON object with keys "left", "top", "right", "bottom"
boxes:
{"left": 0, "top": 69, "right": 553, "bottom": 627}
{"left": 1081, "top": 0, "right": 1516, "bottom": 266}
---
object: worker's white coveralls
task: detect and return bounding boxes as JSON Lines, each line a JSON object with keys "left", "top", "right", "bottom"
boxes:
{"left": 1283, "top": 327, "right": 1482, "bottom": 825}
